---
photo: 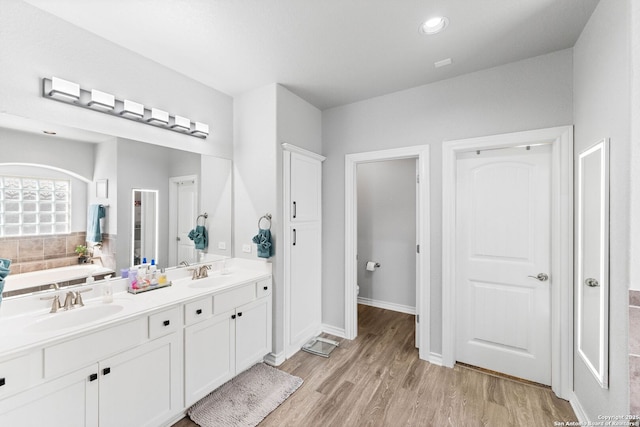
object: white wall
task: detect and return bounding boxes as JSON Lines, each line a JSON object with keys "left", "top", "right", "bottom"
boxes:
{"left": 357, "top": 159, "right": 416, "bottom": 310}
{"left": 573, "top": 0, "right": 630, "bottom": 417}
{"left": 233, "top": 83, "right": 321, "bottom": 359}
{"left": 0, "top": 0, "right": 233, "bottom": 159}
{"left": 322, "top": 49, "right": 574, "bottom": 353}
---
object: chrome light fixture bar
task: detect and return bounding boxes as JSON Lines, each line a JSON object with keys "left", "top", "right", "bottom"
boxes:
{"left": 42, "top": 77, "right": 209, "bottom": 139}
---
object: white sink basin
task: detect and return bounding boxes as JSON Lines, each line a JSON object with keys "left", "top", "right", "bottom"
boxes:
{"left": 25, "top": 304, "right": 125, "bottom": 333}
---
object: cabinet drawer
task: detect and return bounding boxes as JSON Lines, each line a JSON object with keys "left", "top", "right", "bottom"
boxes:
{"left": 149, "top": 306, "right": 181, "bottom": 339}
{"left": 45, "top": 317, "right": 147, "bottom": 379}
{"left": 213, "top": 283, "right": 255, "bottom": 314}
{"left": 184, "top": 296, "right": 213, "bottom": 326}
{"left": 257, "top": 278, "right": 272, "bottom": 299}
{"left": 0, "top": 351, "right": 43, "bottom": 398}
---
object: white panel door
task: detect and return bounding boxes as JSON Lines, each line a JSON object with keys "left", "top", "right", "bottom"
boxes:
{"left": 184, "top": 311, "right": 235, "bottom": 406}
{"left": 289, "top": 223, "right": 322, "bottom": 348}
{"left": 235, "top": 297, "right": 271, "bottom": 373}
{"left": 290, "top": 152, "right": 321, "bottom": 222}
{"left": 177, "top": 180, "right": 198, "bottom": 263}
{"left": 99, "top": 333, "right": 181, "bottom": 427}
{"left": 456, "top": 145, "right": 551, "bottom": 385}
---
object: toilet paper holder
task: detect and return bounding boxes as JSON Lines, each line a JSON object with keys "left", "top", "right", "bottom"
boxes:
{"left": 365, "top": 261, "right": 381, "bottom": 271}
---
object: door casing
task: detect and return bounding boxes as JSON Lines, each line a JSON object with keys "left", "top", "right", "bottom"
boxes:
{"left": 344, "top": 145, "right": 432, "bottom": 362}
{"left": 442, "top": 126, "right": 573, "bottom": 399}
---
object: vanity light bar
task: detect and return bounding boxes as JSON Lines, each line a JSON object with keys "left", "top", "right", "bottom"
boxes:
{"left": 171, "top": 115, "right": 191, "bottom": 131}
{"left": 121, "top": 99, "right": 144, "bottom": 118}
{"left": 89, "top": 89, "right": 115, "bottom": 110}
{"left": 41, "top": 77, "right": 209, "bottom": 139}
{"left": 49, "top": 77, "right": 80, "bottom": 101}
{"left": 148, "top": 108, "right": 169, "bottom": 125}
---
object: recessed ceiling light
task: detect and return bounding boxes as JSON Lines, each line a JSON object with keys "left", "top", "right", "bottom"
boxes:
{"left": 420, "top": 16, "right": 449, "bottom": 35}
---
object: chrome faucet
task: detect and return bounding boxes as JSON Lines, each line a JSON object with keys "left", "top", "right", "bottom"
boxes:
{"left": 189, "top": 264, "right": 211, "bottom": 280}
{"left": 179, "top": 260, "right": 190, "bottom": 267}
{"left": 40, "top": 283, "right": 62, "bottom": 313}
{"left": 63, "top": 292, "right": 76, "bottom": 310}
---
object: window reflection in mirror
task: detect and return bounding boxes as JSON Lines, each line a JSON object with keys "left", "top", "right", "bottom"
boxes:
{"left": 131, "top": 189, "right": 158, "bottom": 267}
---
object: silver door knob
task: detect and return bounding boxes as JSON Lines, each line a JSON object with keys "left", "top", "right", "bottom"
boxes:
{"left": 584, "top": 278, "right": 599, "bottom": 287}
{"left": 528, "top": 273, "right": 549, "bottom": 281}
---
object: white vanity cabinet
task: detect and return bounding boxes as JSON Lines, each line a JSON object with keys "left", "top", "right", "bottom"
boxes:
{"left": 184, "top": 278, "right": 272, "bottom": 406}
{"left": 0, "top": 364, "right": 97, "bottom": 426}
{"left": 0, "top": 267, "right": 273, "bottom": 427}
{"left": 0, "top": 307, "right": 183, "bottom": 427}
{"left": 99, "top": 332, "right": 182, "bottom": 427}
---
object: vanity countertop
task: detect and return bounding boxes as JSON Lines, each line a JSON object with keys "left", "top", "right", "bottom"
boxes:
{"left": 0, "top": 259, "right": 271, "bottom": 359}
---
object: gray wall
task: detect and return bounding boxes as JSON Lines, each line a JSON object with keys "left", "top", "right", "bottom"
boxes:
{"left": 322, "top": 48, "right": 574, "bottom": 354}
{"left": 357, "top": 159, "right": 416, "bottom": 310}
{"left": 573, "top": 0, "right": 630, "bottom": 417}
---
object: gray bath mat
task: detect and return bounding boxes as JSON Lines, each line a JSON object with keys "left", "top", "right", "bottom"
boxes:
{"left": 187, "top": 363, "right": 303, "bottom": 427}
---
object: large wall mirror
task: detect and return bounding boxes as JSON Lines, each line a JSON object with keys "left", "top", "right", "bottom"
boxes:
{"left": 0, "top": 114, "right": 232, "bottom": 297}
{"left": 576, "top": 137, "right": 609, "bottom": 389}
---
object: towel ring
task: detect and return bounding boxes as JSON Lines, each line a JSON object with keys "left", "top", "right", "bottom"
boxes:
{"left": 196, "top": 213, "right": 208, "bottom": 226}
{"left": 258, "top": 214, "right": 272, "bottom": 230}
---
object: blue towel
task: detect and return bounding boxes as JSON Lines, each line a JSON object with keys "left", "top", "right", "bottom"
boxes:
{"left": 0, "top": 258, "right": 11, "bottom": 306}
{"left": 252, "top": 229, "right": 273, "bottom": 259}
{"left": 188, "top": 225, "right": 208, "bottom": 250}
{"left": 87, "top": 204, "right": 106, "bottom": 242}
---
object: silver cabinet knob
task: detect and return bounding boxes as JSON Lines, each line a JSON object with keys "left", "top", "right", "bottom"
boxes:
{"left": 528, "top": 273, "right": 549, "bottom": 281}
{"left": 584, "top": 278, "right": 599, "bottom": 287}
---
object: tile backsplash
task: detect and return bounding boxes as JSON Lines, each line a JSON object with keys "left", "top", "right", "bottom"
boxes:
{"left": 0, "top": 232, "right": 119, "bottom": 274}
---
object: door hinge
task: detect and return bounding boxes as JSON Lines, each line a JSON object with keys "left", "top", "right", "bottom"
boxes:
{"left": 416, "top": 174, "right": 420, "bottom": 184}
{"left": 416, "top": 314, "right": 420, "bottom": 323}
{"left": 416, "top": 244, "right": 420, "bottom": 254}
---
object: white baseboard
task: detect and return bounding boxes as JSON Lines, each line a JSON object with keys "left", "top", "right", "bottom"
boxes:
{"left": 264, "top": 351, "right": 286, "bottom": 366}
{"left": 569, "top": 393, "right": 588, "bottom": 424}
{"left": 429, "top": 352, "right": 443, "bottom": 366}
{"left": 322, "top": 324, "right": 347, "bottom": 339}
{"left": 357, "top": 297, "right": 416, "bottom": 315}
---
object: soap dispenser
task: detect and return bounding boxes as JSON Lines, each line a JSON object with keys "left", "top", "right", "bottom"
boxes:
{"left": 102, "top": 275, "right": 113, "bottom": 303}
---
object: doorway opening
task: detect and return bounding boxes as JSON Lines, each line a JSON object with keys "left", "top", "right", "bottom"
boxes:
{"left": 344, "top": 145, "right": 432, "bottom": 361}
{"left": 168, "top": 175, "right": 198, "bottom": 267}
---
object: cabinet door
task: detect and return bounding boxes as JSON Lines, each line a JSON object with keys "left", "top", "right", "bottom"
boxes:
{"left": 184, "top": 310, "right": 235, "bottom": 406}
{"left": 289, "top": 222, "right": 322, "bottom": 349}
{"left": 290, "top": 152, "right": 322, "bottom": 222}
{"left": 235, "top": 297, "right": 272, "bottom": 373}
{"left": 99, "top": 333, "right": 182, "bottom": 427}
{"left": 0, "top": 365, "right": 98, "bottom": 427}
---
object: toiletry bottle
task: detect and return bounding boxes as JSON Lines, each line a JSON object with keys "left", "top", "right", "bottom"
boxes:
{"left": 158, "top": 268, "right": 168, "bottom": 286}
{"left": 129, "top": 267, "right": 139, "bottom": 290}
{"left": 102, "top": 275, "right": 113, "bottom": 303}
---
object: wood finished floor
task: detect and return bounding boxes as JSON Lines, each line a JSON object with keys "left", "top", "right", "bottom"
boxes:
{"left": 173, "top": 305, "right": 576, "bottom": 427}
